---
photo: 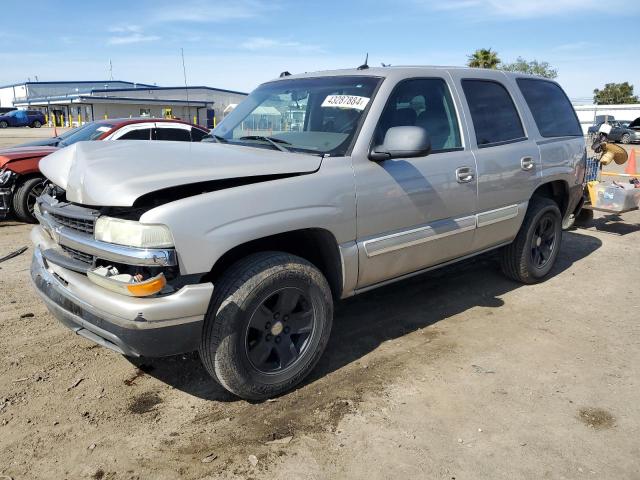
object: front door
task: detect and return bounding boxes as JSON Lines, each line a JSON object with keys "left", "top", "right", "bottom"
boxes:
{"left": 354, "top": 77, "right": 478, "bottom": 289}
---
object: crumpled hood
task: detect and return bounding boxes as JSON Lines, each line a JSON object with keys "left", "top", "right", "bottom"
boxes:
{"left": 0, "top": 146, "right": 58, "bottom": 168}
{"left": 39, "top": 141, "right": 322, "bottom": 207}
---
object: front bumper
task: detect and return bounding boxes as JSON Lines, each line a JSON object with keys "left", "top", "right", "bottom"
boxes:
{"left": 30, "top": 226, "right": 213, "bottom": 357}
{"left": 0, "top": 188, "right": 10, "bottom": 219}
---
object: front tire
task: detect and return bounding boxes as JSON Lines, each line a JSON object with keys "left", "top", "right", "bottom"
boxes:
{"left": 200, "top": 252, "right": 333, "bottom": 401}
{"left": 500, "top": 197, "right": 562, "bottom": 284}
{"left": 13, "top": 176, "right": 46, "bottom": 223}
{"left": 0, "top": 121, "right": 7, "bottom": 129}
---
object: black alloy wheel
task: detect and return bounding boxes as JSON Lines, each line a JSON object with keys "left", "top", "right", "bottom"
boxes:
{"left": 245, "top": 287, "right": 316, "bottom": 374}
{"left": 530, "top": 213, "right": 557, "bottom": 269}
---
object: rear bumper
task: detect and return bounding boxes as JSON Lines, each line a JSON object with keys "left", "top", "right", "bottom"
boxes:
{"left": 30, "top": 226, "right": 213, "bottom": 357}
{"left": 567, "top": 183, "right": 586, "bottom": 219}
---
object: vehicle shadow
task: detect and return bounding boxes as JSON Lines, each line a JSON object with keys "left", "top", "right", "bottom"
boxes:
{"left": 579, "top": 214, "right": 640, "bottom": 236}
{"left": 130, "top": 230, "right": 602, "bottom": 402}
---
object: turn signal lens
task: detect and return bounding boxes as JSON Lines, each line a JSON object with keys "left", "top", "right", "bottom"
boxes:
{"left": 126, "top": 275, "right": 167, "bottom": 297}
{"left": 87, "top": 269, "right": 167, "bottom": 297}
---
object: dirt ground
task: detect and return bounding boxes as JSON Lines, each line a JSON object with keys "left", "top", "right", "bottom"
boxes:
{"left": 1, "top": 131, "right": 639, "bottom": 479}
{"left": 0, "top": 127, "right": 72, "bottom": 148}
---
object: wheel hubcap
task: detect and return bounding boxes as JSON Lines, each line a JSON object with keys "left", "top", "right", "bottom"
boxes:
{"left": 530, "top": 213, "right": 557, "bottom": 269}
{"left": 245, "top": 287, "right": 315, "bottom": 374}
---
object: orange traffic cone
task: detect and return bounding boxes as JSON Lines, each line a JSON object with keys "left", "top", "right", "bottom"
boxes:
{"left": 625, "top": 148, "right": 637, "bottom": 176}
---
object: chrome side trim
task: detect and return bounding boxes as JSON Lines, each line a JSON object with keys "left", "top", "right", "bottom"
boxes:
{"left": 361, "top": 203, "right": 521, "bottom": 258}
{"left": 363, "top": 215, "right": 476, "bottom": 258}
{"left": 36, "top": 210, "right": 177, "bottom": 267}
{"left": 476, "top": 204, "right": 519, "bottom": 228}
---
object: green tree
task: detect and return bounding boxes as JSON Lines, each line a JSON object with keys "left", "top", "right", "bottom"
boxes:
{"left": 501, "top": 57, "right": 558, "bottom": 79}
{"left": 467, "top": 48, "right": 501, "bottom": 69}
{"left": 593, "top": 82, "right": 639, "bottom": 105}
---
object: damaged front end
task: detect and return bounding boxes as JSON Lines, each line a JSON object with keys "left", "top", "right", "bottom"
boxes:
{"left": 34, "top": 185, "right": 179, "bottom": 297}
{"left": 30, "top": 184, "right": 213, "bottom": 357}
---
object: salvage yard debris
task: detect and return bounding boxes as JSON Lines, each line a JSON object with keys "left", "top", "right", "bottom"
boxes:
{"left": 0, "top": 246, "right": 27, "bottom": 264}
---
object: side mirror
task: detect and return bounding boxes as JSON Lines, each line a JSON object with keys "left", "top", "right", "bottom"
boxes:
{"left": 369, "top": 126, "right": 432, "bottom": 161}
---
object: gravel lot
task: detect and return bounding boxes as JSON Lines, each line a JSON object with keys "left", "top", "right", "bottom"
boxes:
{"left": 1, "top": 130, "right": 639, "bottom": 479}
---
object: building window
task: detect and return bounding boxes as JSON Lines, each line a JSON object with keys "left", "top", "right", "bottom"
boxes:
{"left": 140, "top": 108, "right": 151, "bottom": 117}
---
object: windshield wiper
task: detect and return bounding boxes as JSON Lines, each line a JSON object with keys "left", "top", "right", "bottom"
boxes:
{"left": 239, "top": 135, "right": 292, "bottom": 152}
{"left": 202, "top": 134, "right": 228, "bottom": 144}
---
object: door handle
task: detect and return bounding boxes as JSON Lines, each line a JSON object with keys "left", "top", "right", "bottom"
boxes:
{"left": 521, "top": 157, "right": 535, "bottom": 171}
{"left": 456, "top": 166, "right": 475, "bottom": 183}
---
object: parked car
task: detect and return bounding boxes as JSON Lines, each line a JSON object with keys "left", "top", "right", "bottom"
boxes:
{"left": 587, "top": 119, "right": 622, "bottom": 139}
{"left": 0, "top": 109, "right": 45, "bottom": 128}
{"left": 607, "top": 117, "right": 640, "bottom": 144}
{"left": 0, "top": 118, "right": 209, "bottom": 222}
{"left": 30, "top": 67, "right": 585, "bottom": 400}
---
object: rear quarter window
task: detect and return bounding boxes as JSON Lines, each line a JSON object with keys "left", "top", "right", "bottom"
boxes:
{"left": 516, "top": 79, "right": 582, "bottom": 138}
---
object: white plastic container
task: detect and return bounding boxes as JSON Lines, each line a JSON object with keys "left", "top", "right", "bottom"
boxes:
{"left": 593, "top": 183, "right": 640, "bottom": 211}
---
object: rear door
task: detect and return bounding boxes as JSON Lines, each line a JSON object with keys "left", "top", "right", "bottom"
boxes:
{"left": 450, "top": 72, "right": 540, "bottom": 252}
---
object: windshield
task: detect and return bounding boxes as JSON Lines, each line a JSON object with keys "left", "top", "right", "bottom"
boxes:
{"left": 59, "top": 122, "right": 115, "bottom": 147}
{"left": 214, "top": 76, "right": 381, "bottom": 155}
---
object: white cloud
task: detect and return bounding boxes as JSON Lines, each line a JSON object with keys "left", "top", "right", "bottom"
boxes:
{"left": 107, "top": 25, "right": 160, "bottom": 45}
{"left": 240, "top": 37, "right": 323, "bottom": 53}
{"left": 421, "top": 0, "right": 604, "bottom": 18}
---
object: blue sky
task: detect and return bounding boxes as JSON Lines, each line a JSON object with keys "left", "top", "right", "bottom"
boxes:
{"left": 1, "top": 0, "right": 638, "bottom": 101}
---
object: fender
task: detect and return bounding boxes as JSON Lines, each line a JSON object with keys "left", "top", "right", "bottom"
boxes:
{"left": 140, "top": 156, "right": 357, "bottom": 276}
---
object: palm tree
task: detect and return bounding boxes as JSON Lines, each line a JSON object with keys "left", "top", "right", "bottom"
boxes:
{"left": 467, "top": 48, "right": 501, "bottom": 69}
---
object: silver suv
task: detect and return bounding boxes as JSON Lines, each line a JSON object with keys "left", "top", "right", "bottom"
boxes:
{"left": 30, "top": 67, "right": 586, "bottom": 400}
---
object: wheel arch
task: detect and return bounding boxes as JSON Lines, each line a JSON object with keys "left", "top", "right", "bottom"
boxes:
{"left": 531, "top": 180, "right": 570, "bottom": 217}
{"left": 202, "top": 228, "right": 344, "bottom": 300}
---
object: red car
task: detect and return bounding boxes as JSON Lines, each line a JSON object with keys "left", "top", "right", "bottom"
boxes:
{"left": 0, "top": 118, "right": 209, "bottom": 222}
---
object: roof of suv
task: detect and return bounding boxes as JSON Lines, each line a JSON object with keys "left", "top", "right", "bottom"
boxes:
{"left": 269, "top": 66, "right": 549, "bottom": 83}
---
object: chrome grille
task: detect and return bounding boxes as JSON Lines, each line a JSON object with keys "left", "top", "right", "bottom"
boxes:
{"left": 61, "top": 245, "right": 94, "bottom": 265}
{"left": 50, "top": 213, "right": 95, "bottom": 235}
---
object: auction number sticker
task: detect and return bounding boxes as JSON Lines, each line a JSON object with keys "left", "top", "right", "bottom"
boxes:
{"left": 322, "top": 95, "right": 370, "bottom": 111}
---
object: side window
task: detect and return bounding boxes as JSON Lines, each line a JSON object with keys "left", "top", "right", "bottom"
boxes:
{"left": 118, "top": 128, "right": 151, "bottom": 140}
{"left": 155, "top": 127, "right": 191, "bottom": 142}
{"left": 517, "top": 79, "right": 582, "bottom": 138}
{"left": 461, "top": 80, "right": 525, "bottom": 147}
{"left": 190, "top": 128, "right": 208, "bottom": 142}
{"left": 375, "top": 78, "right": 462, "bottom": 152}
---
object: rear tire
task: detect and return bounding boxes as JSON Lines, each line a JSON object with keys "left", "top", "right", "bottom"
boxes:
{"left": 13, "top": 176, "right": 46, "bottom": 223}
{"left": 200, "top": 252, "right": 333, "bottom": 401}
{"left": 622, "top": 133, "right": 631, "bottom": 144}
{"left": 32, "top": 120, "right": 42, "bottom": 128}
{"left": 500, "top": 197, "right": 562, "bottom": 284}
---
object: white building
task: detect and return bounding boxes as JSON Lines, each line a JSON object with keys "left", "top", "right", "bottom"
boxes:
{"left": 571, "top": 102, "right": 640, "bottom": 134}
{"left": 0, "top": 80, "right": 247, "bottom": 128}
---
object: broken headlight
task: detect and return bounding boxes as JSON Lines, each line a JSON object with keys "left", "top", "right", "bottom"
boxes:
{"left": 0, "top": 169, "right": 15, "bottom": 187}
{"left": 94, "top": 216, "right": 174, "bottom": 248}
